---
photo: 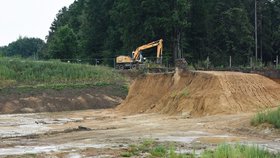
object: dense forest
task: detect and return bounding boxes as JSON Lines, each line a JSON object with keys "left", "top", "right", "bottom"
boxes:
{"left": 1, "top": 0, "right": 280, "bottom": 67}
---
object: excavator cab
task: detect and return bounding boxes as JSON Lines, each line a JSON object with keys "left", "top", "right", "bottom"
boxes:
{"left": 138, "top": 51, "right": 144, "bottom": 63}
{"left": 131, "top": 51, "right": 144, "bottom": 62}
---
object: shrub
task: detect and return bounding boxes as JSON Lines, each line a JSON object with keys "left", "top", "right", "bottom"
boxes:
{"left": 202, "top": 144, "right": 280, "bottom": 158}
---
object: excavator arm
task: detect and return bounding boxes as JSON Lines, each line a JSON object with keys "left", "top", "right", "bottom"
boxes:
{"left": 132, "top": 39, "right": 163, "bottom": 62}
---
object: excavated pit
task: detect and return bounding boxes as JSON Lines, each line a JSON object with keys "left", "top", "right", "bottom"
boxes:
{"left": 117, "top": 71, "right": 280, "bottom": 117}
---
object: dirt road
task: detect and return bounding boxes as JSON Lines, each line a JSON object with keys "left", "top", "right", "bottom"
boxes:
{"left": 0, "top": 109, "right": 280, "bottom": 157}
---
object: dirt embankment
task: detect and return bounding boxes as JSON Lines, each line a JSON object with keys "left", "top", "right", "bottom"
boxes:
{"left": 118, "top": 70, "right": 280, "bottom": 117}
{"left": 0, "top": 86, "right": 126, "bottom": 114}
{"left": 273, "top": 79, "right": 280, "bottom": 84}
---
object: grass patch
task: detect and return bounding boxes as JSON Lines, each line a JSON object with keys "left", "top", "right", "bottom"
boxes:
{"left": 120, "top": 152, "right": 134, "bottom": 157}
{"left": 120, "top": 139, "right": 192, "bottom": 158}
{"left": 0, "top": 83, "right": 110, "bottom": 94}
{"left": 150, "top": 145, "right": 167, "bottom": 157}
{"left": 251, "top": 107, "right": 280, "bottom": 128}
{"left": 201, "top": 144, "right": 280, "bottom": 158}
{"left": 121, "top": 141, "right": 279, "bottom": 158}
{"left": 0, "top": 57, "right": 125, "bottom": 91}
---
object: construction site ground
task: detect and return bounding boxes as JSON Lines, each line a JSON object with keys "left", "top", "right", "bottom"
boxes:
{"left": 0, "top": 71, "right": 280, "bottom": 157}
{"left": 1, "top": 110, "right": 280, "bottom": 157}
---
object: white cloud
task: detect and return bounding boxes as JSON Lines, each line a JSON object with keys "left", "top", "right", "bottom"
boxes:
{"left": 0, "top": 0, "right": 75, "bottom": 46}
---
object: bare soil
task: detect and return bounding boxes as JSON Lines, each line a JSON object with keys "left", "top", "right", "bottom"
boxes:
{"left": 118, "top": 71, "right": 280, "bottom": 117}
{"left": 0, "top": 86, "right": 126, "bottom": 114}
{"left": 0, "top": 110, "right": 279, "bottom": 157}
{"left": 273, "top": 78, "right": 280, "bottom": 84}
{"left": 0, "top": 71, "right": 280, "bottom": 157}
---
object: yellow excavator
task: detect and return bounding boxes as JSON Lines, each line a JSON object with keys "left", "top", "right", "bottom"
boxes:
{"left": 116, "top": 39, "right": 163, "bottom": 69}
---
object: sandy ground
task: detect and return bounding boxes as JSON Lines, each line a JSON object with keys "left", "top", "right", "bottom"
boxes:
{"left": 0, "top": 109, "right": 280, "bottom": 157}
{"left": 118, "top": 71, "right": 280, "bottom": 116}
{"left": 0, "top": 71, "right": 279, "bottom": 157}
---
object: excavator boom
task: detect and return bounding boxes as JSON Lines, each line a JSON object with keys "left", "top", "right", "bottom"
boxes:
{"left": 133, "top": 39, "right": 163, "bottom": 62}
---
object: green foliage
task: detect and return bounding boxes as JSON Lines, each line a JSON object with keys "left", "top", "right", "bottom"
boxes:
{"left": 3, "top": 2, "right": 280, "bottom": 67}
{"left": 120, "top": 139, "right": 190, "bottom": 157}
{"left": 0, "top": 57, "right": 124, "bottom": 90}
{"left": 121, "top": 141, "right": 279, "bottom": 158}
{"left": 121, "top": 84, "right": 129, "bottom": 94}
{"left": 1, "top": 37, "right": 45, "bottom": 58}
{"left": 201, "top": 144, "right": 280, "bottom": 158}
{"left": 169, "top": 145, "right": 193, "bottom": 158}
{"left": 0, "top": 48, "right": 5, "bottom": 57}
{"left": 150, "top": 145, "right": 167, "bottom": 157}
{"left": 251, "top": 107, "right": 280, "bottom": 128}
{"left": 0, "top": 64, "right": 16, "bottom": 80}
{"left": 43, "top": 0, "right": 192, "bottom": 62}
{"left": 120, "top": 152, "right": 134, "bottom": 157}
{"left": 46, "top": 25, "right": 77, "bottom": 59}
{"left": 195, "top": 59, "right": 212, "bottom": 70}
{"left": 34, "top": 0, "right": 280, "bottom": 67}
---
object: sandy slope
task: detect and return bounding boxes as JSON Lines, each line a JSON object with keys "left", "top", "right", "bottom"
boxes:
{"left": 118, "top": 71, "right": 280, "bottom": 116}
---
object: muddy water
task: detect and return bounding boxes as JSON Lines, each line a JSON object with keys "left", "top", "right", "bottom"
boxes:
{"left": 0, "top": 110, "right": 279, "bottom": 156}
{"left": 0, "top": 113, "right": 49, "bottom": 138}
{"left": 0, "top": 113, "right": 82, "bottom": 138}
{"left": 0, "top": 111, "right": 122, "bottom": 156}
{"left": 0, "top": 143, "right": 109, "bottom": 156}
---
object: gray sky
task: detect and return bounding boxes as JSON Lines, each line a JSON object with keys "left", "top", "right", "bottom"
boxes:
{"left": 0, "top": 0, "right": 75, "bottom": 46}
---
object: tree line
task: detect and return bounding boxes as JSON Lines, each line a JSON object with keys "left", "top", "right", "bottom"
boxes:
{"left": 0, "top": 37, "right": 45, "bottom": 59}
{"left": 1, "top": 0, "right": 280, "bottom": 67}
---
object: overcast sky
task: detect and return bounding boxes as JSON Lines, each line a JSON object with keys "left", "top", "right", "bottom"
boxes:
{"left": 0, "top": 0, "right": 75, "bottom": 46}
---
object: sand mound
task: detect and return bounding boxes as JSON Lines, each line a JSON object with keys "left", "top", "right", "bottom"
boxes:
{"left": 273, "top": 79, "right": 280, "bottom": 84}
{"left": 117, "top": 71, "right": 280, "bottom": 117}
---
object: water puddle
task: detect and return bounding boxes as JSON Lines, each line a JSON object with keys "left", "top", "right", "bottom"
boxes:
{"left": 0, "top": 114, "right": 49, "bottom": 137}
{"left": 157, "top": 130, "right": 247, "bottom": 145}
{"left": 67, "top": 153, "right": 83, "bottom": 158}
{"left": 157, "top": 131, "right": 213, "bottom": 144}
{"left": 0, "top": 113, "right": 83, "bottom": 138}
{"left": 0, "top": 143, "right": 109, "bottom": 156}
{"left": 160, "top": 136, "right": 199, "bottom": 143}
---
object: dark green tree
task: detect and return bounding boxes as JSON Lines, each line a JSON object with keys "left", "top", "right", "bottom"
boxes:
{"left": 223, "top": 7, "right": 254, "bottom": 65}
{"left": 46, "top": 25, "right": 78, "bottom": 59}
{"left": 207, "top": 1, "right": 254, "bottom": 66}
{"left": 2, "top": 37, "right": 45, "bottom": 59}
{"left": 43, "top": 0, "right": 280, "bottom": 66}
{"left": 77, "top": 0, "right": 114, "bottom": 59}
{"left": 189, "top": 0, "right": 209, "bottom": 62}
{"left": 271, "top": 0, "right": 280, "bottom": 59}
{"left": 110, "top": 0, "right": 190, "bottom": 62}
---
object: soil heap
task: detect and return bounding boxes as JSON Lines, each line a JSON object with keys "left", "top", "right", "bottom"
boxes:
{"left": 117, "top": 71, "right": 280, "bottom": 117}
